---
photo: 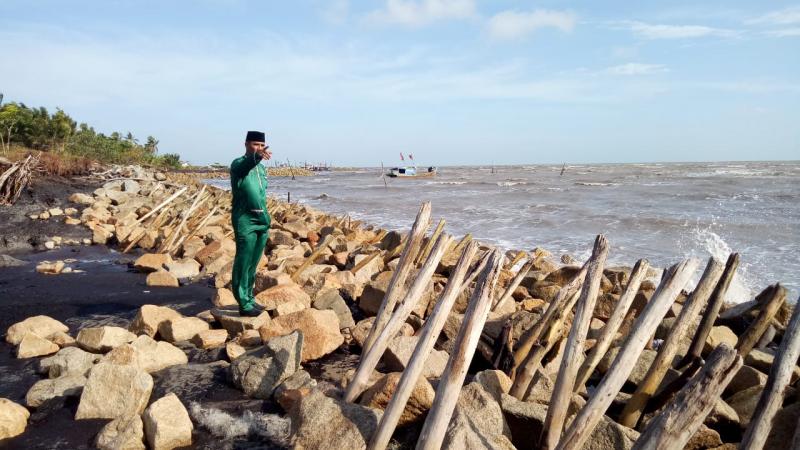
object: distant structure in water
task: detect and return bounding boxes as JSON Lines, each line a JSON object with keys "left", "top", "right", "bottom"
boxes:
{"left": 385, "top": 152, "right": 437, "bottom": 178}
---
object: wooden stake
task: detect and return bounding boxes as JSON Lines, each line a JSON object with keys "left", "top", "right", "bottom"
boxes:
{"left": 350, "top": 250, "right": 384, "bottom": 274}
{"left": 416, "top": 249, "right": 503, "bottom": 450}
{"left": 575, "top": 258, "right": 649, "bottom": 389}
{"left": 290, "top": 234, "right": 334, "bottom": 282}
{"left": 368, "top": 241, "right": 478, "bottom": 450}
{"left": 555, "top": 258, "right": 699, "bottom": 450}
{"left": 631, "top": 344, "right": 742, "bottom": 450}
{"left": 362, "top": 202, "right": 432, "bottom": 353}
{"left": 618, "top": 257, "right": 724, "bottom": 428}
{"left": 542, "top": 235, "right": 610, "bottom": 450}
{"left": 492, "top": 258, "right": 533, "bottom": 313}
{"left": 736, "top": 284, "right": 787, "bottom": 357}
{"left": 415, "top": 218, "right": 446, "bottom": 266}
{"left": 135, "top": 186, "right": 187, "bottom": 224}
{"left": 343, "top": 233, "right": 452, "bottom": 403}
{"left": 740, "top": 294, "right": 800, "bottom": 450}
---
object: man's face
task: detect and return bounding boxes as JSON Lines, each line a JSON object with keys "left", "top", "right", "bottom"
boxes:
{"left": 245, "top": 140, "right": 272, "bottom": 160}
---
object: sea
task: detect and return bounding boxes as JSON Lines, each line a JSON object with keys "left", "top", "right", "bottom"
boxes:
{"left": 206, "top": 161, "right": 800, "bottom": 304}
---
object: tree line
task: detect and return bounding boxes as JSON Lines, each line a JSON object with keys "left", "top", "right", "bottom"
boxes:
{"left": 0, "top": 93, "right": 181, "bottom": 168}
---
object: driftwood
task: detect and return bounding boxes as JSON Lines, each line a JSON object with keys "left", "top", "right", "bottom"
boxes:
{"left": 631, "top": 344, "right": 742, "bottom": 450}
{"left": 555, "top": 258, "right": 700, "bottom": 450}
{"left": 735, "top": 284, "right": 787, "bottom": 357}
{"left": 135, "top": 186, "right": 187, "bottom": 224}
{"left": 343, "top": 233, "right": 451, "bottom": 403}
{"left": 0, "top": 154, "right": 37, "bottom": 205}
{"left": 368, "top": 241, "right": 478, "bottom": 450}
{"left": 350, "top": 250, "right": 384, "bottom": 274}
{"left": 575, "top": 258, "right": 649, "bottom": 389}
{"left": 492, "top": 258, "right": 533, "bottom": 313}
{"left": 414, "top": 218, "right": 445, "bottom": 266}
{"left": 290, "top": 235, "right": 335, "bottom": 282}
{"left": 618, "top": 257, "right": 724, "bottom": 428}
{"left": 416, "top": 249, "right": 502, "bottom": 450}
{"left": 542, "top": 235, "right": 609, "bottom": 450}
{"left": 739, "top": 294, "right": 800, "bottom": 450}
{"left": 362, "top": 202, "right": 431, "bottom": 353}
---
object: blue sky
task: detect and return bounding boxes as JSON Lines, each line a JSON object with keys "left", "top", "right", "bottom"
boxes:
{"left": 1, "top": 0, "right": 798, "bottom": 166}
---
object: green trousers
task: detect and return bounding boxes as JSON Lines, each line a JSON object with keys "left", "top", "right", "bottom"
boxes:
{"left": 231, "top": 226, "right": 268, "bottom": 313}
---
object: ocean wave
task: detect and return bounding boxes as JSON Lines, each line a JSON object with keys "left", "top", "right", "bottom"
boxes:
{"left": 496, "top": 181, "right": 527, "bottom": 187}
{"left": 574, "top": 181, "right": 618, "bottom": 187}
{"left": 425, "top": 181, "right": 468, "bottom": 185}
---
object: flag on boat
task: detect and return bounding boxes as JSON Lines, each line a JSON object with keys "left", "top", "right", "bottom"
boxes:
{"left": 400, "top": 152, "right": 404, "bottom": 161}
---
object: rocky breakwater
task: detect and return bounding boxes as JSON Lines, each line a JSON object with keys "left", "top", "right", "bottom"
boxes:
{"left": 2, "top": 165, "right": 799, "bottom": 449}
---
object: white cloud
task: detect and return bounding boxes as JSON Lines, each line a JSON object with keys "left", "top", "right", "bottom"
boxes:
{"left": 364, "top": 0, "right": 476, "bottom": 27}
{"left": 765, "top": 28, "right": 800, "bottom": 37}
{"left": 623, "top": 21, "right": 737, "bottom": 39}
{"left": 748, "top": 7, "right": 800, "bottom": 25}
{"left": 320, "top": 0, "right": 349, "bottom": 24}
{"left": 487, "top": 9, "right": 576, "bottom": 40}
{"left": 604, "top": 63, "right": 668, "bottom": 76}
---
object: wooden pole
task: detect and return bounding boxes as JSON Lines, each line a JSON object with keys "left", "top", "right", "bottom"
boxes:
{"left": 135, "top": 186, "right": 187, "bottom": 224}
{"left": 740, "top": 294, "right": 800, "bottom": 450}
{"left": 618, "top": 257, "right": 724, "bottom": 428}
{"left": 416, "top": 249, "right": 503, "bottom": 450}
{"left": 492, "top": 258, "right": 533, "bottom": 313}
{"left": 362, "top": 202, "right": 432, "bottom": 353}
{"left": 555, "top": 258, "right": 700, "bottom": 450}
{"left": 575, "top": 258, "right": 649, "bottom": 389}
{"left": 350, "top": 250, "right": 384, "bottom": 274}
{"left": 541, "top": 235, "right": 609, "bottom": 450}
{"left": 631, "top": 344, "right": 742, "bottom": 450}
{"left": 736, "top": 284, "right": 787, "bottom": 357}
{"left": 415, "top": 219, "right": 446, "bottom": 266}
{"left": 290, "top": 235, "right": 334, "bottom": 282}
{"left": 679, "top": 253, "right": 739, "bottom": 366}
{"left": 343, "top": 233, "right": 451, "bottom": 403}
{"left": 368, "top": 241, "right": 478, "bottom": 450}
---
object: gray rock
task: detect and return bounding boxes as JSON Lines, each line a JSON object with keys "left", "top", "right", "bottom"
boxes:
{"left": 0, "top": 254, "right": 26, "bottom": 268}
{"left": 313, "top": 289, "right": 356, "bottom": 329}
{"left": 75, "top": 362, "right": 154, "bottom": 419}
{"left": 96, "top": 413, "right": 145, "bottom": 450}
{"left": 290, "top": 389, "right": 382, "bottom": 450}
{"left": 25, "top": 375, "right": 86, "bottom": 407}
{"left": 229, "top": 331, "right": 302, "bottom": 399}
{"left": 384, "top": 335, "right": 449, "bottom": 379}
{"left": 443, "top": 383, "right": 514, "bottom": 450}
{"left": 143, "top": 393, "right": 193, "bottom": 450}
{"left": 38, "top": 346, "right": 100, "bottom": 378}
{"left": 76, "top": 326, "right": 137, "bottom": 353}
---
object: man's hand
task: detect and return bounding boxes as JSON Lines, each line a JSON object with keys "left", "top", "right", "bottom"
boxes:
{"left": 256, "top": 146, "right": 272, "bottom": 160}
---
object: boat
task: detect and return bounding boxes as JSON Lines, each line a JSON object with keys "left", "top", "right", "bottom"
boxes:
{"left": 386, "top": 166, "right": 437, "bottom": 178}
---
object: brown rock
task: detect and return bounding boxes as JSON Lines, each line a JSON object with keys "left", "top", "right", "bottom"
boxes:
{"left": 146, "top": 271, "right": 180, "bottom": 288}
{"left": 77, "top": 326, "right": 137, "bottom": 353}
{"left": 158, "top": 317, "right": 210, "bottom": 343}
{"left": 211, "top": 307, "right": 271, "bottom": 334}
{"left": 258, "top": 309, "right": 343, "bottom": 362}
{"left": 704, "top": 326, "right": 738, "bottom": 355}
{"left": 143, "top": 393, "right": 193, "bottom": 450}
{"left": 255, "top": 283, "right": 311, "bottom": 310}
{"left": 212, "top": 288, "right": 238, "bottom": 307}
{"left": 290, "top": 389, "right": 382, "bottom": 450}
{"left": 6, "top": 315, "right": 69, "bottom": 345}
{"left": 133, "top": 253, "right": 173, "bottom": 273}
{"left": 359, "top": 372, "right": 434, "bottom": 426}
{"left": 129, "top": 305, "right": 183, "bottom": 338}
{"left": 192, "top": 329, "right": 229, "bottom": 349}
{"left": 17, "top": 333, "right": 60, "bottom": 358}
{"left": 384, "top": 335, "right": 448, "bottom": 379}
{"left": 0, "top": 398, "right": 30, "bottom": 440}
{"left": 358, "top": 271, "right": 394, "bottom": 316}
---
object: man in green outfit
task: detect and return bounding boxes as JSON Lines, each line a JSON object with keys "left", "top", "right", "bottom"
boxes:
{"left": 230, "top": 130, "right": 272, "bottom": 316}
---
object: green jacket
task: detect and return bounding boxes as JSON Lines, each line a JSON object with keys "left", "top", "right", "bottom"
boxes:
{"left": 230, "top": 153, "right": 270, "bottom": 231}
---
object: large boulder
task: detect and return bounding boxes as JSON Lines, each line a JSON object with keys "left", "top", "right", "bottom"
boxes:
{"left": 16, "top": 333, "right": 60, "bottom": 358}
{"left": 384, "top": 335, "right": 449, "bottom": 379}
{"left": 726, "top": 385, "right": 763, "bottom": 427}
{"left": 130, "top": 335, "right": 189, "bottom": 373}
{"left": 6, "top": 315, "right": 68, "bottom": 345}
{"left": 192, "top": 329, "right": 229, "bottom": 349}
{"left": 77, "top": 326, "right": 137, "bottom": 353}
{"left": 164, "top": 258, "right": 201, "bottom": 279}
{"left": 143, "top": 393, "right": 193, "bottom": 450}
{"left": 259, "top": 309, "right": 343, "bottom": 362}
{"left": 254, "top": 268, "right": 293, "bottom": 293}
{"left": 25, "top": 374, "right": 86, "bottom": 408}
{"left": 351, "top": 317, "right": 414, "bottom": 348}
{"left": 443, "top": 383, "right": 514, "bottom": 450}
{"left": 0, "top": 398, "right": 29, "bottom": 440}
{"left": 274, "top": 370, "right": 318, "bottom": 412}
{"left": 359, "top": 372, "right": 434, "bottom": 426}
{"left": 474, "top": 370, "right": 513, "bottom": 402}
{"left": 157, "top": 317, "right": 210, "bottom": 343}
{"left": 290, "top": 389, "right": 382, "bottom": 450}
{"left": 133, "top": 253, "right": 173, "bottom": 273}
{"left": 358, "top": 271, "right": 394, "bottom": 316}
{"left": 146, "top": 271, "right": 180, "bottom": 288}
{"left": 704, "top": 326, "right": 738, "bottom": 355}
{"left": 211, "top": 307, "right": 271, "bottom": 335}
{"left": 313, "top": 289, "right": 356, "bottom": 329}
{"left": 229, "top": 331, "right": 302, "bottom": 399}
{"left": 255, "top": 283, "right": 311, "bottom": 310}
{"left": 38, "top": 346, "right": 100, "bottom": 378}
{"left": 598, "top": 348, "right": 658, "bottom": 385}
{"left": 212, "top": 288, "right": 238, "bottom": 308}
{"left": 75, "top": 362, "right": 154, "bottom": 420}
{"left": 725, "top": 365, "right": 767, "bottom": 395}
{"left": 765, "top": 402, "right": 800, "bottom": 449}
{"left": 129, "top": 305, "right": 183, "bottom": 338}
{"left": 95, "top": 413, "right": 145, "bottom": 450}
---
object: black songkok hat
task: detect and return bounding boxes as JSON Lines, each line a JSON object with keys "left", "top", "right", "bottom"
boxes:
{"left": 246, "top": 130, "right": 266, "bottom": 142}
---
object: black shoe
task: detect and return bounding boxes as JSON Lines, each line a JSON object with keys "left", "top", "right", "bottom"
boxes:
{"left": 239, "top": 305, "right": 264, "bottom": 317}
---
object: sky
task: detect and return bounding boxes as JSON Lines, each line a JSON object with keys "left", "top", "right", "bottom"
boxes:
{"left": 0, "top": 0, "right": 798, "bottom": 166}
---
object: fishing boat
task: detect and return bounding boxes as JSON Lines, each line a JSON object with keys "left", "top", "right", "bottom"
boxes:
{"left": 385, "top": 153, "right": 437, "bottom": 178}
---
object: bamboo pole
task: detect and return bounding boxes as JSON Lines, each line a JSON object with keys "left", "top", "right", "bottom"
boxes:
{"left": 492, "top": 258, "right": 533, "bottom": 313}
{"left": 415, "top": 218, "right": 446, "bottom": 266}
{"left": 416, "top": 249, "right": 503, "bottom": 450}
{"left": 290, "top": 235, "right": 334, "bottom": 282}
{"left": 344, "top": 233, "right": 452, "bottom": 403}
{"left": 631, "top": 344, "right": 742, "bottom": 450}
{"left": 135, "top": 186, "right": 187, "bottom": 224}
{"left": 542, "top": 235, "right": 610, "bottom": 450}
{"left": 575, "top": 259, "right": 649, "bottom": 389}
{"left": 736, "top": 284, "right": 787, "bottom": 357}
{"left": 740, "top": 295, "right": 800, "bottom": 450}
{"left": 555, "top": 258, "right": 700, "bottom": 450}
{"left": 368, "top": 241, "right": 478, "bottom": 450}
{"left": 362, "top": 203, "right": 432, "bottom": 353}
{"left": 679, "top": 253, "right": 739, "bottom": 367}
{"left": 618, "top": 257, "right": 724, "bottom": 428}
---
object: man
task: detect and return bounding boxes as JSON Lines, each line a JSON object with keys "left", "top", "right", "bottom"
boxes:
{"left": 230, "top": 130, "right": 272, "bottom": 317}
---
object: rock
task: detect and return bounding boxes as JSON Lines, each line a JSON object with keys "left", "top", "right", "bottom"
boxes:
{"left": 146, "top": 270, "right": 180, "bottom": 288}
{"left": 281, "top": 220, "right": 311, "bottom": 239}
{"left": 180, "top": 236, "right": 205, "bottom": 259}
{"left": 130, "top": 335, "right": 189, "bottom": 373}
{"left": 474, "top": 370, "right": 513, "bottom": 402}
{"left": 384, "top": 336, "right": 449, "bottom": 379}
{"left": 25, "top": 374, "right": 86, "bottom": 407}
{"left": 275, "top": 301, "right": 307, "bottom": 316}
{"left": 226, "top": 341, "right": 247, "bottom": 360}
{"left": 143, "top": 393, "right": 193, "bottom": 450}
{"left": 17, "top": 333, "right": 60, "bottom": 358}
{"left": 544, "top": 265, "right": 583, "bottom": 286}
{"left": 598, "top": 347, "right": 658, "bottom": 385}
{"left": 75, "top": 362, "right": 154, "bottom": 419}
{"left": 259, "top": 309, "right": 343, "bottom": 362}
{"left": 704, "top": 326, "right": 738, "bottom": 355}
{"left": 313, "top": 289, "right": 356, "bottom": 329}
{"left": 268, "top": 229, "right": 297, "bottom": 247}
{"left": 531, "top": 281, "right": 562, "bottom": 303}
{"left": 212, "top": 287, "right": 237, "bottom": 307}
{"left": 36, "top": 260, "right": 65, "bottom": 274}
{"left": 164, "top": 258, "right": 201, "bottom": 279}
{"left": 705, "top": 397, "right": 740, "bottom": 428}
{"left": 725, "top": 365, "right": 767, "bottom": 395}
{"left": 255, "top": 282, "right": 311, "bottom": 310}
{"left": 192, "top": 329, "right": 229, "bottom": 349}
{"left": 746, "top": 349, "right": 800, "bottom": 381}
{"left": 764, "top": 402, "right": 800, "bottom": 449}
{"left": 351, "top": 317, "right": 414, "bottom": 348}
{"left": 444, "top": 383, "right": 514, "bottom": 450}
{"left": 48, "top": 331, "right": 76, "bottom": 348}
{"left": 38, "top": 346, "right": 100, "bottom": 378}
{"left": 274, "top": 369, "right": 317, "bottom": 411}
{"left": 129, "top": 305, "right": 183, "bottom": 338}
{"left": 77, "top": 326, "right": 137, "bottom": 353}
{"left": 69, "top": 192, "right": 95, "bottom": 205}
{"left": 0, "top": 398, "right": 29, "bottom": 440}
{"left": 122, "top": 179, "right": 140, "bottom": 193}
{"left": 229, "top": 332, "right": 303, "bottom": 399}
{"left": 6, "top": 315, "right": 69, "bottom": 345}
{"left": 92, "top": 226, "right": 114, "bottom": 245}
{"left": 158, "top": 317, "right": 210, "bottom": 343}
{"left": 359, "top": 372, "right": 435, "bottom": 426}
{"left": 48, "top": 207, "right": 64, "bottom": 216}
{"left": 290, "top": 389, "right": 382, "bottom": 450}
{"left": 685, "top": 424, "right": 723, "bottom": 450}
{"left": 358, "top": 271, "right": 394, "bottom": 315}
{"left": 0, "top": 254, "right": 26, "bottom": 267}
{"left": 254, "top": 268, "right": 293, "bottom": 292}
{"left": 727, "top": 385, "right": 764, "bottom": 427}
{"left": 96, "top": 413, "right": 146, "bottom": 450}
{"left": 211, "top": 307, "right": 271, "bottom": 334}
{"left": 101, "top": 344, "right": 142, "bottom": 366}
